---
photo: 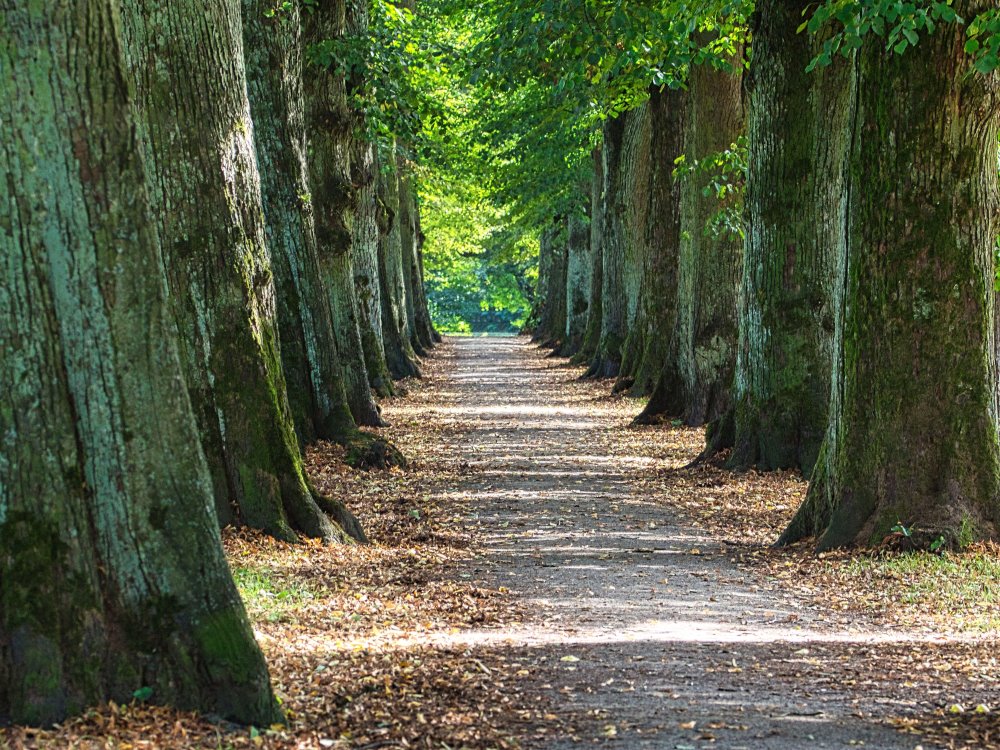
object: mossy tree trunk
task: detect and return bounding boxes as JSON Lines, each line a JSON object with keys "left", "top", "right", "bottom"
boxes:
{"left": 638, "top": 48, "right": 744, "bottom": 424}
{"left": 378, "top": 158, "right": 422, "bottom": 378}
{"left": 409, "top": 193, "right": 441, "bottom": 345}
{"left": 303, "top": 0, "right": 383, "bottom": 427}
{"left": 562, "top": 204, "right": 592, "bottom": 356}
{"left": 586, "top": 117, "right": 629, "bottom": 378}
{"left": 346, "top": 0, "right": 396, "bottom": 396}
{"left": 782, "top": 1, "right": 1000, "bottom": 549}
{"left": 616, "top": 86, "right": 685, "bottom": 397}
{"left": 617, "top": 101, "right": 653, "bottom": 377}
{"left": 574, "top": 147, "right": 605, "bottom": 366}
{"left": 398, "top": 170, "right": 423, "bottom": 354}
{"left": 0, "top": 0, "right": 278, "bottom": 725}
{"left": 241, "top": 0, "right": 359, "bottom": 446}
{"left": 530, "top": 225, "right": 554, "bottom": 338}
{"left": 353, "top": 140, "right": 395, "bottom": 394}
{"left": 121, "top": 0, "right": 361, "bottom": 542}
{"left": 705, "top": 0, "right": 851, "bottom": 474}
{"left": 539, "top": 218, "right": 569, "bottom": 349}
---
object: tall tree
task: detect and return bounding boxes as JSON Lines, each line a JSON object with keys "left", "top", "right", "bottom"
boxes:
{"left": 0, "top": 0, "right": 278, "bottom": 724}
{"left": 120, "top": 0, "right": 363, "bottom": 542}
{"left": 615, "top": 85, "right": 686, "bottom": 397}
{"left": 586, "top": 115, "right": 631, "bottom": 377}
{"left": 399, "top": 170, "right": 437, "bottom": 353}
{"left": 638, "top": 45, "right": 744, "bottom": 425}
{"left": 782, "top": 0, "right": 1000, "bottom": 548}
{"left": 379, "top": 158, "right": 423, "bottom": 378}
{"left": 702, "top": 0, "right": 853, "bottom": 474}
{"left": 304, "top": 0, "right": 385, "bottom": 427}
{"left": 562, "top": 204, "right": 593, "bottom": 356}
{"left": 242, "top": 0, "right": 362, "bottom": 444}
{"left": 573, "top": 148, "right": 606, "bottom": 365}
{"left": 347, "top": 0, "right": 397, "bottom": 397}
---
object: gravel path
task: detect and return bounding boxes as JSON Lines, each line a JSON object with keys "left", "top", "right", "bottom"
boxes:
{"left": 435, "top": 336, "right": 918, "bottom": 749}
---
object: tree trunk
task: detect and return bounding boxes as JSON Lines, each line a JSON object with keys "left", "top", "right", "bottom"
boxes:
{"left": 346, "top": 0, "right": 396, "bottom": 396}
{"left": 573, "top": 147, "right": 605, "bottom": 366}
{"left": 541, "top": 219, "right": 569, "bottom": 349}
{"left": 586, "top": 117, "right": 629, "bottom": 378}
{"left": 121, "top": 0, "right": 362, "bottom": 542}
{"left": 782, "top": 0, "right": 1000, "bottom": 549}
{"left": 702, "top": 0, "right": 851, "bottom": 474}
{"left": 303, "top": 0, "right": 384, "bottom": 427}
{"left": 352, "top": 142, "right": 396, "bottom": 395}
{"left": 378, "top": 161, "right": 422, "bottom": 378}
{"left": 241, "top": 0, "right": 359, "bottom": 446}
{"left": 410, "top": 193, "right": 441, "bottom": 344}
{"left": 0, "top": 0, "right": 278, "bottom": 725}
{"left": 562, "top": 206, "right": 592, "bottom": 356}
{"left": 530, "top": 225, "right": 554, "bottom": 338}
{"left": 617, "top": 86, "right": 686, "bottom": 398}
{"left": 398, "top": 169, "right": 430, "bottom": 355}
{"left": 638, "top": 47, "right": 744, "bottom": 424}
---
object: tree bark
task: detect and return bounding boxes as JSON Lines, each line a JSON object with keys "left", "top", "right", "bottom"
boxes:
{"left": 638, "top": 47, "right": 744, "bottom": 424}
{"left": 398, "top": 169, "right": 427, "bottom": 355}
{"left": 413, "top": 207, "right": 443, "bottom": 344}
{"left": 782, "top": 0, "right": 1000, "bottom": 549}
{"left": 573, "top": 147, "right": 605, "bottom": 366}
{"left": 0, "top": 0, "right": 278, "bottom": 725}
{"left": 540, "top": 219, "right": 569, "bottom": 348}
{"left": 121, "top": 0, "right": 362, "bottom": 542}
{"left": 586, "top": 117, "right": 629, "bottom": 378}
{"left": 616, "top": 86, "right": 685, "bottom": 397}
{"left": 241, "top": 0, "right": 360, "bottom": 445}
{"left": 562, "top": 206, "right": 592, "bottom": 356}
{"left": 704, "top": 0, "right": 851, "bottom": 475}
{"left": 303, "top": 0, "right": 384, "bottom": 427}
{"left": 353, "top": 142, "right": 396, "bottom": 394}
{"left": 378, "top": 160, "right": 422, "bottom": 378}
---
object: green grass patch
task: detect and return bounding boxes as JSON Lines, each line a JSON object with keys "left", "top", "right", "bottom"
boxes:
{"left": 841, "top": 550, "right": 1000, "bottom": 631}
{"left": 232, "top": 566, "right": 318, "bottom": 623}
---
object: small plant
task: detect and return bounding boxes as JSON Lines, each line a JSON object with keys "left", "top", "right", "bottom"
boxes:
{"left": 890, "top": 521, "right": 913, "bottom": 538}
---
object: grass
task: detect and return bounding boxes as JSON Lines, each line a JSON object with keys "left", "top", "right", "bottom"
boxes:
{"left": 231, "top": 565, "right": 319, "bottom": 623}
{"left": 838, "top": 548, "right": 1000, "bottom": 631}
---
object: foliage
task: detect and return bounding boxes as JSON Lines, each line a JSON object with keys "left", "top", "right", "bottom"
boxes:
{"left": 803, "top": 0, "right": 1000, "bottom": 73}
{"left": 673, "top": 135, "right": 748, "bottom": 239}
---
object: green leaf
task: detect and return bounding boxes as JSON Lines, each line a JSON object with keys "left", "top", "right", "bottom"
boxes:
{"left": 132, "top": 686, "right": 154, "bottom": 702}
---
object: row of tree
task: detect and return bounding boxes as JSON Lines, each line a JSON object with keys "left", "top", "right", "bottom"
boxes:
{"left": 1, "top": 0, "right": 435, "bottom": 727}
{"left": 522, "top": 0, "right": 1000, "bottom": 551}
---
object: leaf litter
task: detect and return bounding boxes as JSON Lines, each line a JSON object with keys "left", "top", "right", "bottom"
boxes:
{"left": 4, "top": 340, "right": 1000, "bottom": 749}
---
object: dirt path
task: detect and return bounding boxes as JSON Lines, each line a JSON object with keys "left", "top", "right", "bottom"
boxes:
{"left": 407, "top": 336, "right": 927, "bottom": 749}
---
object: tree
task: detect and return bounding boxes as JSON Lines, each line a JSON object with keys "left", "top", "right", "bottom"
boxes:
{"left": 573, "top": 148, "right": 606, "bottom": 365}
{"left": 782, "top": 0, "right": 1000, "bottom": 548}
{"left": 638, "top": 40, "right": 745, "bottom": 425}
{"left": 120, "top": 0, "right": 364, "bottom": 542}
{"left": 0, "top": 0, "right": 278, "bottom": 724}
{"left": 562, "top": 202, "right": 593, "bottom": 356}
{"left": 585, "top": 114, "right": 631, "bottom": 377}
{"left": 614, "top": 85, "right": 686, "bottom": 396}
{"left": 242, "top": 0, "right": 363, "bottom": 444}
{"left": 304, "top": 0, "right": 385, "bottom": 427}
{"left": 378, "top": 155, "right": 423, "bottom": 378}
{"left": 702, "top": 0, "right": 853, "bottom": 473}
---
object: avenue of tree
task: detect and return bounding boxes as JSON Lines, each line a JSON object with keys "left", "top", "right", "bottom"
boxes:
{"left": 1, "top": 0, "right": 435, "bottom": 727}
{"left": 3, "top": 0, "right": 1000, "bottom": 733}
{"left": 513, "top": 0, "right": 1000, "bottom": 552}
